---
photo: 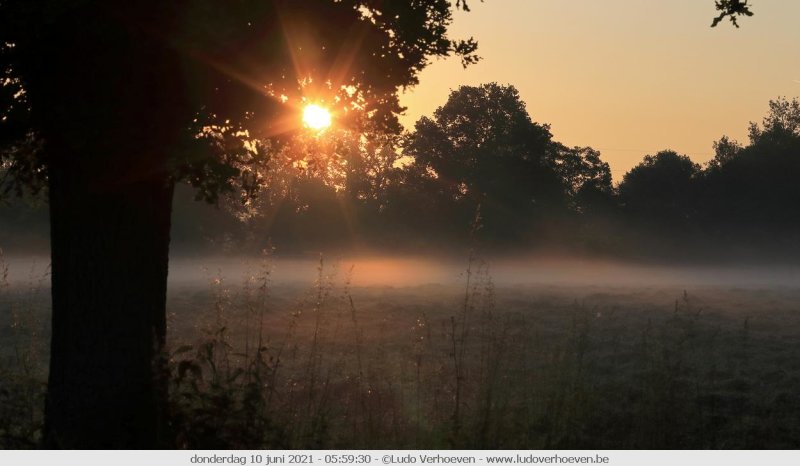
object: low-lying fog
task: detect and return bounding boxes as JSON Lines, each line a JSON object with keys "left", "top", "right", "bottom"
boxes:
{"left": 169, "top": 255, "right": 800, "bottom": 289}
{"left": 5, "top": 254, "right": 798, "bottom": 289}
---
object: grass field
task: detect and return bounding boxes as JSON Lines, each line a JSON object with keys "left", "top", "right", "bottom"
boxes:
{"left": 3, "top": 254, "right": 800, "bottom": 448}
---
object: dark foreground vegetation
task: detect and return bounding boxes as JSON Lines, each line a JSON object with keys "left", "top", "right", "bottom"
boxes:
{"left": 3, "top": 254, "right": 800, "bottom": 449}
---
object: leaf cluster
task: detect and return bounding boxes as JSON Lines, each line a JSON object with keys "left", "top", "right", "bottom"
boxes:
{"left": 711, "top": 0, "right": 754, "bottom": 28}
{"left": 0, "top": 0, "right": 479, "bottom": 200}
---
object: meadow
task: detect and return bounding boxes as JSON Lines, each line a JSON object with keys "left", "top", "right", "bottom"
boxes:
{"left": 2, "top": 252, "right": 800, "bottom": 449}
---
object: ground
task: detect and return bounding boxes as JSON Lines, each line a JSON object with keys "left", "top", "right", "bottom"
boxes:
{"left": 2, "top": 255, "right": 800, "bottom": 448}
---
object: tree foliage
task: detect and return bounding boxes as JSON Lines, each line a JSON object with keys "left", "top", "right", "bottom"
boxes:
{"left": 402, "top": 83, "right": 565, "bottom": 243}
{"left": 619, "top": 150, "right": 702, "bottom": 227}
{"left": 711, "top": 0, "right": 754, "bottom": 28}
{"left": 0, "top": 0, "right": 479, "bottom": 201}
{"left": 703, "top": 97, "right": 800, "bottom": 233}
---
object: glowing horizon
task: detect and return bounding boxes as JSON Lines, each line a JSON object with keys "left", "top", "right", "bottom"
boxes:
{"left": 399, "top": 0, "right": 800, "bottom": 182}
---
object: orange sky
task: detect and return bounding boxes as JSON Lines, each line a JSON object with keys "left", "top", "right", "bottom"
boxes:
{"left": 399, "top": 0, "right": 800, "bottom": 182}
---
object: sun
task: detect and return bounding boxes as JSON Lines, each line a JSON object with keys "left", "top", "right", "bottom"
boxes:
{"left": 302, "top": 104, "right": 331, "bottom": 130}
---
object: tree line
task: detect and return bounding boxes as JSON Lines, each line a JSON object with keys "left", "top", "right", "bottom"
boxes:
{"left": 4, "top": 84, "right": 799, "bottom": 262}
{"left": 146, "top": 84, "right": 797, "bottom": 261}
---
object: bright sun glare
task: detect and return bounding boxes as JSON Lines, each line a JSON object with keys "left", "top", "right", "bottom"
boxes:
{"left": 302, "top": 104, "right": 331, "bottom": 130}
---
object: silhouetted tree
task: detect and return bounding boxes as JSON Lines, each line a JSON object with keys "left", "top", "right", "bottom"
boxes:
{"left": 402, "top": 83, "right": 566, "bottom": 245}
{"left": 619, "top": 150, "right": 701, "bottom": 229}
{"left": 712, "top": 0, "right": 754, "bottom": 27}
{"left": 215, "top": 125, "right": 401, "bottom": 251}
{"left": 552, "top": 145, "right": 613, "bottom": 214}
{"left": 702, "top": 98, "right": 800, "bottom": 241}
{"left": 707, "top": 135, "right": 743, "bottom": 171}
{"left": 747, "top": 97, "right": 800, "bottom": 144}
{"left": 0, "top": 0, "right": 478, "bottom": 447}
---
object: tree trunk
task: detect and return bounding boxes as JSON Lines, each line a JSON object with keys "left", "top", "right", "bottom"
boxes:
{"left": 44, "top": 161, "right": 174, "bottom": 448}
{"left": 22, "top": 4, "right": 188, "bottom": 448}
